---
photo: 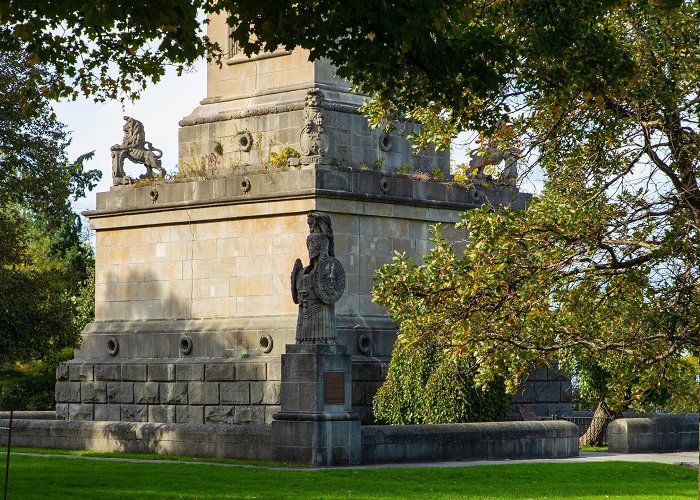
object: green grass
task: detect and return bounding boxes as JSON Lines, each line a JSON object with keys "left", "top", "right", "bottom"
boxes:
{"left": 1, "top": 446, "right": 307, "bottom": 468}
{"left": 0, "top": 453, "right": 695, "bottom": 499}
{"left": 579, "top": 444, "right": 608, "bottom": 452}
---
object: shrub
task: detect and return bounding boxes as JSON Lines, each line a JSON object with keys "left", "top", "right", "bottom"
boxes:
{"left": 374, "top": 336, "right": 511, "bottom": 424}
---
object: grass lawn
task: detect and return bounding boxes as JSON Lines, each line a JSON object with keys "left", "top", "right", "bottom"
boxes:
{"left": 0, "top": 452, "right": 696, "bottom": 499}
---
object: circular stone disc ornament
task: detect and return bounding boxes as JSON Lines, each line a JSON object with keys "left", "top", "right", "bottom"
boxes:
{"left": 313, "top": 256, "right": 345, "bottom": 304}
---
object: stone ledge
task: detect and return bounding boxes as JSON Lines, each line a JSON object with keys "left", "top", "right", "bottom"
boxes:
{"left": 0, "top": 419, "right": 272, "bottom": 460}
{"left": 1, "top": 418, "right": 579, "bottom": 465}
{"left": 88, "top": 168, "right": 530, "bottom": 218}
{"left": 361, "top": 421, "right": 579, "bottom": 464}
{"left": 0, "top": 411, "right": 56, "bottom": 420}
{"left": 608, "top": 413, "right": 699, "bottom": 453}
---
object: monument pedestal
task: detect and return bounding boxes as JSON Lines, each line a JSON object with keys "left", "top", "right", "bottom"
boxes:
{"left": 272, "top": 344, "right": 361, "bottom": 465}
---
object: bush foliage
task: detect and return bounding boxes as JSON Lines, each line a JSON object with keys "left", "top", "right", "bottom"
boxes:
{"left": 374, "top": 336, "right": 510, "bottom": 424}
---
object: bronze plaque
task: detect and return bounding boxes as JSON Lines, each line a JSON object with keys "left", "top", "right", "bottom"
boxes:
{"left": 324, "top": 371, "right": 345, "bottom": 405}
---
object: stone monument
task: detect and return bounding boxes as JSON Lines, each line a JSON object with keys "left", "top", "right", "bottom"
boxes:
{"left": 291, "top": 211, "right": 345, "bottom": 344}
{"left": 177, "top": 12, "right": 448, "bottom": 175}
{"left": 54, "top": 12, "right": 565, "bottom": 431}
{"left": 272, "top": 211, "right": 359, "bottom": 464}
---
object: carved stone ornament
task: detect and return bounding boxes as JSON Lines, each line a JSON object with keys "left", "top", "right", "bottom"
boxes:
{"left": 468, "top": 146, "right": 518, "bottom": 186}
{"left": 379, "top": 133, "right": 393, "bottom": 152}
{"left": 235, "top": 131, "right": 254, "bottom": 152}
{"left": 313, "top": 256, "right": 346, "bottom": 304}
{"left": 290, "top": 211, "right": 344, "bottom": 344}
{"left": 111, "top": 116, "right": 167, "bottom": 186}
{"left": 299, "top": 89, "right": 330, "bottom": 157}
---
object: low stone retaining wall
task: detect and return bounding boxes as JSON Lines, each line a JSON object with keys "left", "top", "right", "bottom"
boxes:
{"left": 361, "top": 421, "right": 579, "bottom": 463}
{"left": 0, "top": 419, "right": 272, "bottom": 460}
{"left": 0, "top": 411, "right": 56, "bottom": 420}
{"left": 608, "top": 413, "right": 698, "bottom": 453}
{"left": 1, "top": 418, "right": 580, "bottom": 464}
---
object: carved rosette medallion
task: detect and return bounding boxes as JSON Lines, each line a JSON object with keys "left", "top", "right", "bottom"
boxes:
{"left": 300, "top": 89, "right": 330, "bottom": 157}
{"left": 313, "top": 256, "right": 346, "bottom": 304}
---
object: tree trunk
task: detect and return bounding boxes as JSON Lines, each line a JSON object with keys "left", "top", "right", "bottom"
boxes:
{"left": 579, "top": 401, "right": 610, "bottom": 447}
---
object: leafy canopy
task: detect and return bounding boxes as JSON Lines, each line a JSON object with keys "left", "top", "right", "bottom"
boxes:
{"left": 374, "top": 0, "right": 700, "bottom": 412}
{"left": 3, "top": 0, "right": 698, "bottom": 411}
{"left": 0, "top": 49, "right": 101, "bottom": 367}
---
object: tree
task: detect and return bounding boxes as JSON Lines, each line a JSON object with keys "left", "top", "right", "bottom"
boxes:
{"left": 3, "top": 0, "right": 697, "bottom": 423}
{"left": 0, "top": 49, "right": 101, "bottom": 371}
{"left": 0, "top": 0, "right": 642, "bottom": 115}
{"left": 338, "top": 2, "right": 700, "bottom": 417}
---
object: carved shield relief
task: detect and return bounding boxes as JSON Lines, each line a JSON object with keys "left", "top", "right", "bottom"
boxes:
{"left": 291, "top": 258, "right": 304, "bottom": 304}
{"left": 313, "top": 256, "right": 345, "bottom": 304}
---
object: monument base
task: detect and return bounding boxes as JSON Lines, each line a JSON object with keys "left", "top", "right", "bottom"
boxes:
{"left": 272, "top": 343, "right": 361, "bottom": 465}
{"left": 271, "top": 418, "right": 361, "bottom": 465}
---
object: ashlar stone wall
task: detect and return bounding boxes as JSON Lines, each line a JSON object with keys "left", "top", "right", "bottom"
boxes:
{"left": 56, "top": 360, "right": 280, "bottom": 425}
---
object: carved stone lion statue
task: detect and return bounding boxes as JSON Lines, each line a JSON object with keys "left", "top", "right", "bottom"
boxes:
{"left": 111, "top": 116, "right": 166, "bottom": 185}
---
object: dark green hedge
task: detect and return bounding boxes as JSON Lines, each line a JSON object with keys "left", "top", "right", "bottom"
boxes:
{"left": 374, "top": 337, "right": 510, "bottom": 424}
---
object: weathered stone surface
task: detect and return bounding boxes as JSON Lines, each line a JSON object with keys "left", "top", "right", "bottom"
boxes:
{"left": 513, "top": 381, "right": 563, "bottom": 404}
{"left": 106, "top": 382, "right": 134, "bottom": 404}
{"left": 56, "top": 364, "right": 69, "bottom": 382}
{"left": 205, "top": 363, "right": 235, "bottom": 381}
{"left": 81, "top": 382, "right": 107, "bottom": 403}
{"left": 525, "top": 367, "right": 549, "bottom": 382}
{"left": 204, "top": 406, "right": 236, "bottom": 424}
{"left": 352, "top": 382, "right": 366, "bottom": 406}
{"left": 351, "top": 362, "right": 386, "bottom": 381}
{"left": 250, "top": 382, "right": 263, "bottom": 405}
{"left": 548, "top": 365, "right": 571, "bottom": 381}
{"left": 94, "top": 364, "right": 121, "bottom": 381}
{"left": 148, "top": 364, "right": 175, "bottom": 382}
{"left": 94, "top": 404, "right": 121, "bottom": 421}
{"left": 121, "top": 404, "right": 148, "bottom": 422}
{"left": 233, "top": 406, "right": 265, "bottom": 425}
{"left": 264, "top": 406, "right": 280, "bottom": 425}
{"left": 69, "top": 364, "right": 94, "bottom": 382}
{"left": 266, "top": 362, "right": 281, "bottom": 381}
{"left": 55, "top": 403, "right": 69, "bottom": 420}
{"left": 363, "top": 381, "right": 383, "bottom": 405}
{"left": 0, "top": 419, "right": 273, "bottom": 460}
{"left": 134, "top": 382, "right": 160, "bottom": 404}
{"left": 608, "top": 413, "right": 699, "bottom": 453}
{"left": 188, "top": 382, "right": 219, "bottom": 405}
{"left": 56, "top": 382, "right": 81, "bottom": 403}
{"left": 560, "top": 382, "right": 573, "bottom": 403}
{"left": 255, "top": 382, "right": 280, "bottom": 405}
{"left": 69, "top": 404, "right": 93, "bottom": 421}
{"left": 176, "top": 363, "right": 204, "bottom": 381}
{"left": 121, "top": 363, "right": 147, "bottom": 381}
{"left": 236, "top": 363, "right": 266, "bottom": 381}
{"left": 149, "top": 405, "right": 177, "bottom": 423}
{"left": 220, "top": 382, "right": 249, "bottom": 404}
{"left": 160, "top": 383, "right": 188, "bottom": 404}
{"left": 361, "top": 421, "right": 579, "bottom": 464}
{"left": 176, "top": 405, "right": 203, "bottom": 424}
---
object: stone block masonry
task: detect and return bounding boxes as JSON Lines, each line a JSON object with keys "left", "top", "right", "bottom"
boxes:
{"left": 70, "top": 167, "right": 537, "bottom": 424}
{"left": 607, "top": 413, "right": 698, "bottom": 453}
{"left": 0, "top": 418, "right": 578, "bottom": 464}
{"left": 56, "top": 360, "right": 281, "bottom": 425}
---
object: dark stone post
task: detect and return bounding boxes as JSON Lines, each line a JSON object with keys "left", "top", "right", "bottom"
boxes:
{"left": 271, "top": 212, "right": 361, "bottom": 465}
